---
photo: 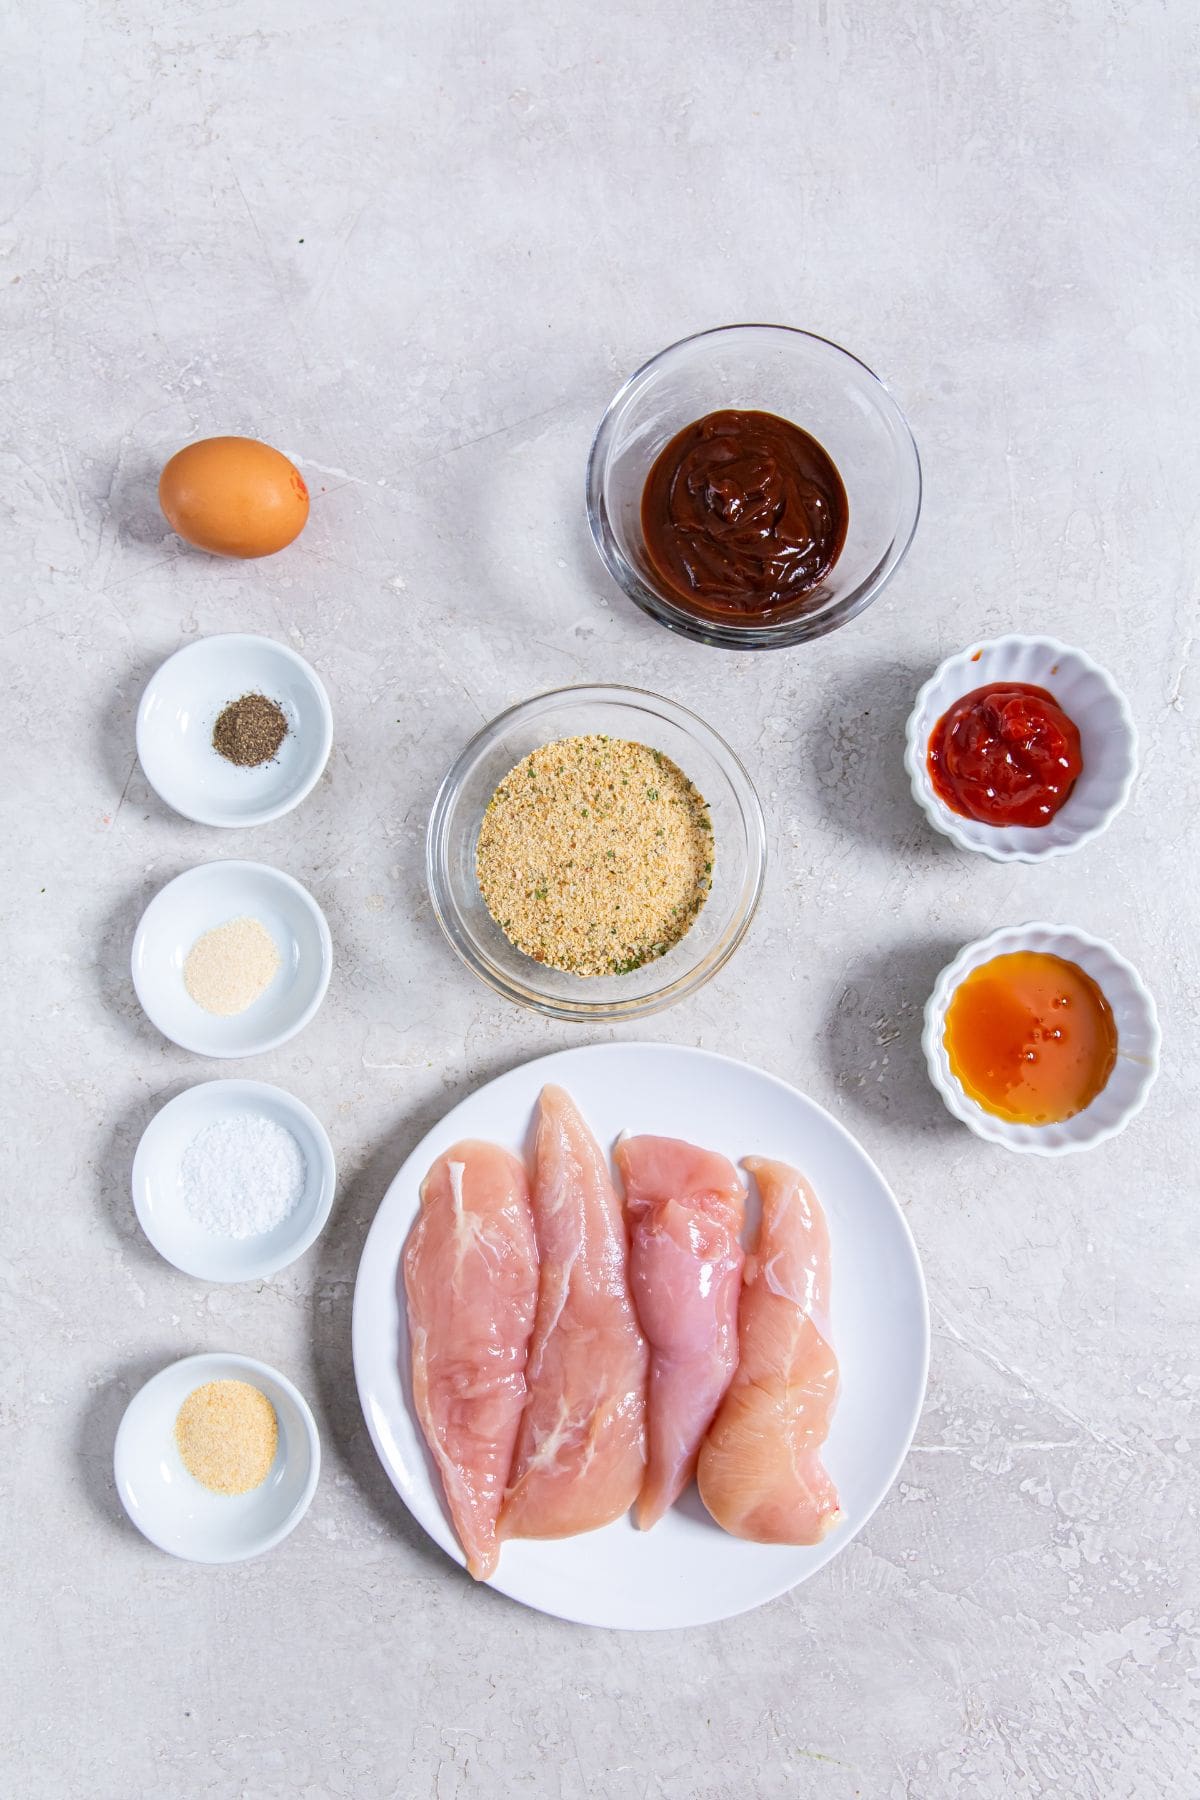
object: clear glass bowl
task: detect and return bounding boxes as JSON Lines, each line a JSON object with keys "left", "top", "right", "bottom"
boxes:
{"left": 426, "top": 685, "right": 766, "bottom": 1020}
{"left": 586, "top": 324, "right": 922, "bottom": 649}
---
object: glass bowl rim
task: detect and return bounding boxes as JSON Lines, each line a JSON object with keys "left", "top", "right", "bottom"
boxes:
{"left": 425, "top": 681, "right": 768, "bottom": 1020}
{"left": 585, "top": 322, "right": 923, "bottom": 651}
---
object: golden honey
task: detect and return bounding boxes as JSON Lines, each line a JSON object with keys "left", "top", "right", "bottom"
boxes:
{"left": 943, "top": 951, "right": 1117, "bottom": 1125}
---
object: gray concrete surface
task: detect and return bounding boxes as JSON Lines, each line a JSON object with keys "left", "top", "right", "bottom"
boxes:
{"left": 3, "top": 1, "right": 1196, "bottom": 1794}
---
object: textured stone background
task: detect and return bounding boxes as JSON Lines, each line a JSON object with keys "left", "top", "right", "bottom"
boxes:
{"left": 3, "top": 2, "right": 1197, "bottom": 1795}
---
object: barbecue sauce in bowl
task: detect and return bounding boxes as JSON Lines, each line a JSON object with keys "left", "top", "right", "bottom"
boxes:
{"left": 640, "top": 409, "right": 849, "bottom": 623}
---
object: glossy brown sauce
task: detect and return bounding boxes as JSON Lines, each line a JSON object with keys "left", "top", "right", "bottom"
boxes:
{"left": 640, "top": 408, "right": 848, "bottom": 622}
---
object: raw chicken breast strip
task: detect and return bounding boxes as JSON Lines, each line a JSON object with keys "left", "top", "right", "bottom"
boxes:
{"left": 500, "top": 1086, "right": 648, "bottom": 1540}
{"left": 404, "top": 1140, "right": 539, "bottom": 1580}
{"left": 615, "top": 1135, "right": 745, "bottom": 1530}
{"left": 697, "top": 1156, "right": 841, "bottom": 1545}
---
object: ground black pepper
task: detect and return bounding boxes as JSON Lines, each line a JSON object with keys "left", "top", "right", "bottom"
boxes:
{"left": 212, "top": 693, "right": 289, "bottom": 767}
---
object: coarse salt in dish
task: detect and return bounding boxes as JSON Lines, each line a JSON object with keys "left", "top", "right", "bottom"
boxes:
{"left": 181, "top": 1114, "right": 306, "bottom": 1239}
{"left": 132, "top": 1079, "right": 336, "bottom": 1281}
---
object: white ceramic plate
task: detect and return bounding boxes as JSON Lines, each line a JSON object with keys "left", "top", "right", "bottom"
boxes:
{"left": 352, "top": 1043, "right": 929, "bottom": 1630}
{"left": 904, "top": 635, "right": 1138, "bottom": 861}
{"left": 114, "top": 1351, "right": 320, "bottom": 1563}
{"left": 131, "top": 860, "right": 332, "bottom": 1057}
{"left": 923, "top": 922, "right": 1160, "bottom": 1154}
{"left": 132, "top": 1079, "right": 337, "bottom": 1280}
{"left": 137, "top": 633, "right": 333, "bottom": 828}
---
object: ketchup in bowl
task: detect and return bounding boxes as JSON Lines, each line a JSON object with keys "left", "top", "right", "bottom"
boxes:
{"left": 927, "top": 683, "right": 1082, "bottom": 828}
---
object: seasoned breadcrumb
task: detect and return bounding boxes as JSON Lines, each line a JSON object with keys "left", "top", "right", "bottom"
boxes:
{"left": 476, "top": 735, "right": 713, "bottom": 976}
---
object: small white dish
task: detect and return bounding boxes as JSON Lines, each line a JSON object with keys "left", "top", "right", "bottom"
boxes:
{"left": 904, "top": 635, "right": 1137, "bottom": 861}
{"left": 131, "top": 860, "right": 332, "bottom": 1057}
{"left": 114, "top": 1351, "right": 320, "bottom": 1563}
{"left": 923, "top": 922, "right": 1160, "bottom": 1155}
{"left": 137, "top": 633, "right": 333, "bottom": 828}
{"left": 132, "top": 1079, "right": 336, "bottom": 1281}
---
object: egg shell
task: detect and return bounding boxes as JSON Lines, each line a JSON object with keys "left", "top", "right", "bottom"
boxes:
{"left": 159, "top": 436, "right": 310, "bottom": 558}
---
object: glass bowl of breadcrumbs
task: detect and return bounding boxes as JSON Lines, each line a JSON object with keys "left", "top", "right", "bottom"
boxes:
{"left": 426, "top": 685, "right": 766, "bottom": 1019}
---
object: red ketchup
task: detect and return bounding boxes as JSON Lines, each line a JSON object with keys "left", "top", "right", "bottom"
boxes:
{"left": 927, "top": 682, "right": 1083, "bottom": 827}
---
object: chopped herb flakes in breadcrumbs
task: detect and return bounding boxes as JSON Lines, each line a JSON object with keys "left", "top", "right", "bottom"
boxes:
{"left": 476, "top": 735, "right": 714, "bottom": 976}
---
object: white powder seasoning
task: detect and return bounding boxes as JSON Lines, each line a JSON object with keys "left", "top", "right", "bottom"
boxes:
{"left": 184, "top": 916, "right": 281, "bottom": 1017}
{"left": 181, "top": 1114, "right": 307, "bottom": 1239}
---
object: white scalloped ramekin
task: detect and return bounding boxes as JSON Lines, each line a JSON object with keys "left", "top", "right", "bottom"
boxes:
{"left": 923, "top": 923, "right": 1160, "bottom": 1155}
{"left": 905, "top": 635, "right": 1137, "bottom": 861}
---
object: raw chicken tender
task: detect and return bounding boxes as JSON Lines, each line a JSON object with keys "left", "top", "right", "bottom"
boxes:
{"left": 500, "top": 1087, "right": 648, "bottom": 1540}
{"left": 697, "top": 1156, "right": 841, "bottom": 1545}
{"left": 404, "top": 1141, "right": 539, "bottom": 1579}
{"left": 616, "top": 1135, "right": 745, "bottom": 1529}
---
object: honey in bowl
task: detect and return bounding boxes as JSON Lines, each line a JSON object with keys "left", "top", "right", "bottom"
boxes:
{"left": 943, "top": 950, "right": 1117, "bottom": 1125}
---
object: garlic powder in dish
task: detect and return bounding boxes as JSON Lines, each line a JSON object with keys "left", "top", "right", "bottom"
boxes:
{"left": 174, "top": 1379, "right": 278, "bottom": 1496}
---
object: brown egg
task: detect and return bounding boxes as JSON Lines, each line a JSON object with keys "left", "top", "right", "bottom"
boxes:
{"left": 158, "top": 436, "right": 310, "bottom": 558}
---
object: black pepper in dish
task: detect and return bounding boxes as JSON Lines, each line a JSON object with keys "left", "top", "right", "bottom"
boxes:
{"left": 212, "top": 694, "right": 289, "bottom": 767}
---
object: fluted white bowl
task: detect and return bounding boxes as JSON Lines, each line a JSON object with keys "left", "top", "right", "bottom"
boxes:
{"left": 904, "top": 635, "right": 1137, "bottom": 861}
{"left": 923, "top": 922, "right": 1160, "bottom": 1155}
